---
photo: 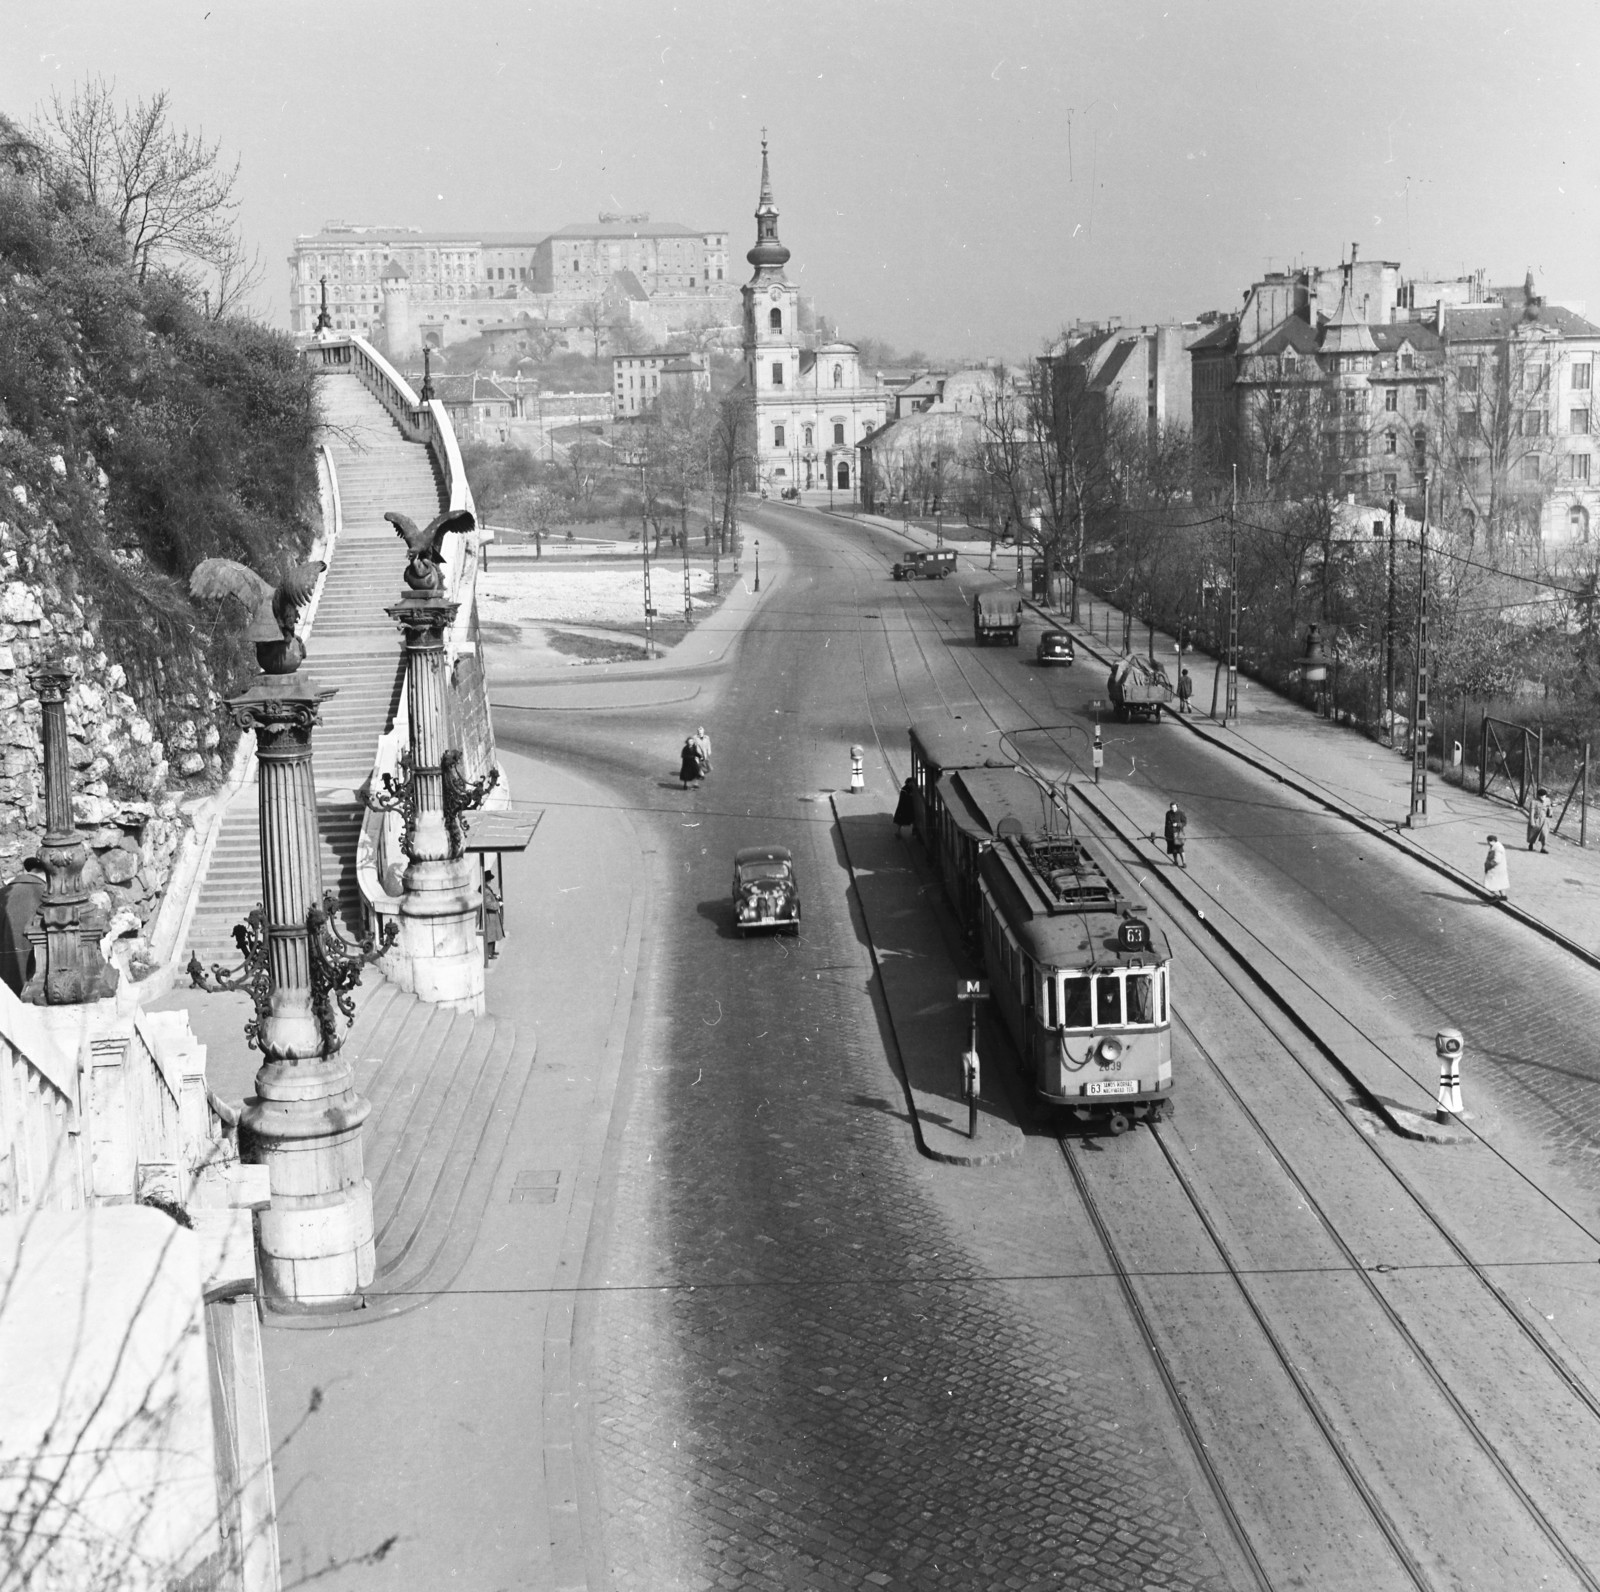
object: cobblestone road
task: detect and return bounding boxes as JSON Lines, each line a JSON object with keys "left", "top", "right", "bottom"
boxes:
{"left": 573, "top": 523, "right": 1243, "bottom": 1590}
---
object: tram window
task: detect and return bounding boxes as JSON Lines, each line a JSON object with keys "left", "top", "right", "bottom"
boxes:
{"left": 1158, "top": 970, "right": 1167, "bottom": 1022}
{"left": 1060, "top": 975, "right": 1093, "bottom": 1029}
{"left": 1044, "top": 974, "right": 1056, "bottom": 1027}
{"left": 1126, "top": 972, "right": 1155, "bottom": 1025}
{"left": 1094, "top": 975, "right": 1122, "bottom": 1027}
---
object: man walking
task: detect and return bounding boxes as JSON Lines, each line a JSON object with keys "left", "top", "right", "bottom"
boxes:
{"left": 1177, "top": 668, "right": 1194, "bottom": 715}
{"left": 1164, "top": 801, "right": 1188, "bottom": 869}
{"left": 1526, "top": 787, "right": 1551, "bottom": 853}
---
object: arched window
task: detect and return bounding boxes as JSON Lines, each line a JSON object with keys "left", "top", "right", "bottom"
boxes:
{"left": 832, "top": 363, "right": 843, "bottom": 388}
{"left": 770, "top": 307, "right": 782, "bottom": 332}
{"left": 803, "top": 425, "right": 813, "bottom": 447}
{"left": 1571, "top": 504, "right": 1590, "bottom": 540}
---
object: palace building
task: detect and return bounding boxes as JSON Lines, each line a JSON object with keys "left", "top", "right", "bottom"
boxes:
{"left": 741, "top": 142, "right": 886, "bottom": 496}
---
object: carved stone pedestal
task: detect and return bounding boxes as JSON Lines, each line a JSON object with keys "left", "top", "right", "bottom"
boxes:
{"left": 228, "top": 668, "right": 373, "bottom": 1313}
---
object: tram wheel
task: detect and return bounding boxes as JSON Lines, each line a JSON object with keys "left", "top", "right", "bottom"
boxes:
{"left": 1106, "top": 1110, "right": 1132, "bottom": 1136}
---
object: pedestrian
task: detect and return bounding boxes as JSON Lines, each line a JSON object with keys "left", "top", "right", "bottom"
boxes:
{"left": 1177, "top": 668, "right": 1194, "bottom": 715}
{"left": 691, "top": 725, "right": 713, "bottom": 775}
{"left": 679, "top": 737, "right": 704, "bottom": 789}
{"left": 1526, "top": 787, "right": 1551, "bottom": 854}
{"left": 1163, "top": 802, "right": 1188, "bottom": 869}
{"left": 0, "top": 857, "right": 47, "bottom": 997}
{"left": 893, "top": 776, "right": 916, "bottom": 836}
{"left": 1484, "top": 834, "right": 1510, "bottom": 899}
{"left": 482, "top": 869, "right": 504, "bottom": 962}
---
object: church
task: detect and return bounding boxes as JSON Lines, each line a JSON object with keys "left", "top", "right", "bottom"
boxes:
{"left": 742, "top": 142, "right": 887, "bottom": 497}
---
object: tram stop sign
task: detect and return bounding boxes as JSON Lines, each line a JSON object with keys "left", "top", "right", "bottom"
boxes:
{"left": 956, "top": 979, "right": 991, "bottom": 1002}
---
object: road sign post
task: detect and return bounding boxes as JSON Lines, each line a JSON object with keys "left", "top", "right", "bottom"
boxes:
{"left": 956, "top": 979, "right": 991, "bottom": 1138}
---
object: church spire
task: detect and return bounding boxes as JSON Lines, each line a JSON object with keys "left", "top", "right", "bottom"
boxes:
{"left": 747, "top": 131, "right": 791, "bottom": 278}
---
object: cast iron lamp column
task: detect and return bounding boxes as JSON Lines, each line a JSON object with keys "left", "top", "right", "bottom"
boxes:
{"left": 23, "top": 658, "right": 118, "bottom": 1005}
{"left": 384, "top": 593, "right": 489, "bottom": 1013}
{"left": 229, "top": 645, "right": 374, "bottom": 1311}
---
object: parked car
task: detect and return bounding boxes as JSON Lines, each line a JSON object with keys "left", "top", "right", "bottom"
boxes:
{"left": 892, "top": 549, "right": 957, "bottom": 581}
{"left": 732, "top": 846, "right": 801, "bottom": 935}
{"left": 1036, "top": 629, "right": 1075, "bottom": 666}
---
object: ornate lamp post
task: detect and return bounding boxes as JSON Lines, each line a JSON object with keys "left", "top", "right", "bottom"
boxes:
{"left": 22, "top": 658, "right": 118, "bottom": 1005}
{"left": 227, "top": 567, "right": 374, "bottom": 1311}
{"left": 313, "top": 275, "right": 333, "bottom": 338}
{"left": 368, "top": 509, "right": 497, "bottom": 1013}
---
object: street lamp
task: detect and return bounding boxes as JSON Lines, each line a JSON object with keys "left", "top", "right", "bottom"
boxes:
{"left": 754, "top": 538, "right": 761, "bottom": 592}
{"left": 802, "top": 448, "right": 816, "bottom": 493}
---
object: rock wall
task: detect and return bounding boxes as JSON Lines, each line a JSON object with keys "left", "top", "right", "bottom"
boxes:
{"left": 1, "top": 471, "right": 209, "bottom": 963}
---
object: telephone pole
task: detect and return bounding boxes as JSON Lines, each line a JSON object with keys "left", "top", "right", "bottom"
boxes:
{"left": 1385, "top": 495, "right": 1398, "bottom": 746}
{"left": 1225, "top": 464, "right": 1240, "bottom": 724}
{"left": 1406, "top": 469, "right": 1430, "bottom": 826}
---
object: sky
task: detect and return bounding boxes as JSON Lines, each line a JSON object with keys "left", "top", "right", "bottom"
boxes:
{"left": 5, "top": 0, "right": 1599, "bottom": 361}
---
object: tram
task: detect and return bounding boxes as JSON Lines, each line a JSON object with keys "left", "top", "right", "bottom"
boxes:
{"left": 906, "top": 720, "right": 1174, "bottom": 1129}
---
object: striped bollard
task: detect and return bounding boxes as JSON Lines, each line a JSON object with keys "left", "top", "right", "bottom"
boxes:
{"left": 1435, "top": 1028, "right": 1464, "bottom": 1123}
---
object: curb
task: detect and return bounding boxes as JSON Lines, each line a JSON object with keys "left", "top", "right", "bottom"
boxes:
{"left": 829, "top": 795, "right": 1023, "bottom": 1167}
{"left": 1025, "top": 594, "right": 1600, "bottom": 976}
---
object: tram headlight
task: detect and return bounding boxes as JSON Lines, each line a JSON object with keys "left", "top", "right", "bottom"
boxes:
{"left": 1097, "top": 1036, "right": 1124, "bottom": 1064}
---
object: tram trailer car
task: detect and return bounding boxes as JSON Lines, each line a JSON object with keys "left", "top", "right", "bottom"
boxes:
{"left": 976, "top": 830, "right": 1172, "bottom": 1129}
{"left": 906, "top": 720, "right": 1012, "bottom": 878}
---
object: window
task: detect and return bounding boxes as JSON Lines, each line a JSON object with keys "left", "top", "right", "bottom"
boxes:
{"left": 1571, "top": 504, "right": 1591, "bottom": 539}
{"left": 1522, "top": 456, "right": 1543, "bottom": 481}
{"left": 1458, "top": 362, "right": 1479, "bottom": 392}
{"left": 771, "top": 361, "right": 784, "bottom": 386}
{"left": 1059, "top": 975, "right": 1093, "bottom": 1029}
{"left": 1344, "top": 391, "right": 1359, "bottom": 414}
{"left": 1385, "top": 388, "right": 1399, "bottom": 411}
{"left": 1524, "top": 411, "right": 1546, "bottom": 436}
{"left": 1458, "top": 411, "right": 1479, "bottom": 439}
{"left": 1416, "top": 389, "right": 1428, "bottom": 412}
{"left": 803, "top": 425, "right": 813, "bottom": 447}
{"left": 1574, "top": 410, "right": 1592, "bottom": 434}
{"left": 1094, "top": 976, "right": 1122, "bottom": 1028}
{"left": 1125, "top": 974, "right": 1155, "bottom": 1025}
{"left": 1384, "top": 474, "right": 1398, "bottom": 494}
{"left": 1570, "top": 453, "right": 1591, "bottom": 482}
{"left": 1385, "top": 432, "right": 1398, "bottom": 454}
{"left": 1575, "top": 363, "right": 1593, "bottom": 392}
{"left": 1400, "top": 351, "right": 1416, "bottom": 372}
{"left": 774, "top": 425, "right": 785, "bottom": 448}
{"left": 834, "top": 422, "right": 845, "bottom": 445}
{"left": 769, "top": 307, "right": 782, "bottom": 332}
{"left": 832, "top": 363, "right": 843, "bottom": 388}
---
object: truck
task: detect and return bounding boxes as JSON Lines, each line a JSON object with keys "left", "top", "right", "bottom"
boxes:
{"left": 973, "top": 589, "right": 1022, "bottom": 647}
{"left": 1107, "top": 654, "right": 1174, "bottom": 721}
{"left": 891, "top": 548, "right": 957, "bottom": 581}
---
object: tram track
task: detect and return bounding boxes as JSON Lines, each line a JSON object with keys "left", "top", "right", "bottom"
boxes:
{"left": 821, "top": 520, "right": 1600, "bottom": 1589}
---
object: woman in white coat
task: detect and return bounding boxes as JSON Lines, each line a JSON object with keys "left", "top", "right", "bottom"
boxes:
{"left": 1483, "top": 835, "right": 1510, "bottom": 899}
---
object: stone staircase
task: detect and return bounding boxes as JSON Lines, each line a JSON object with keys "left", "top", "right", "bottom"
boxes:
{"left": 282, "top": 978, "right": 534, "bottom": 1323}
{"left": 186, "top": 372, "right": 441, "bottom": 967}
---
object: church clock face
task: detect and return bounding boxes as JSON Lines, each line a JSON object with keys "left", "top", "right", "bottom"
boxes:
{"left": 769, "top": 288, "right": 781, "bottom": 301}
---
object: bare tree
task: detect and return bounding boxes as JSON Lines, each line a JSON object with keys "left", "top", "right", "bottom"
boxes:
{"left": 575, "top": 300, "right": 608, "bottom": 361}
{"left": 37, "top": 79, "right": 242, "bottom": 289}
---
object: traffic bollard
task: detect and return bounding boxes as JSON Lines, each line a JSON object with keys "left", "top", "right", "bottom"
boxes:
{"left": 1435, "top": 1028, "right": 1464, "bottom": 1122}
{"left": 849, "top": 744, "right": 864, "bottom": 793}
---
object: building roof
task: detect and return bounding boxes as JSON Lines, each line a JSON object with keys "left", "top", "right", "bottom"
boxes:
{"left": 1318, "top": 277, "right": 1379, "bottom": 356}
{"left": 1241, "top": 317, "right": 1321, "bottom": 357}
{"left": 380, "top": 258, "right": 408, "bottom": 281}
{"left": 1085, "top": 337, "right": 1139, "bottom": 392}
{"left": 1369, "top": 323, "right": 1443, "bottom": 354}
{"left": 432, "top": 375, "right": 515, "bottom": 405}
{"left": 547, "top": 219, "right": 707, "bottom": 239}
{"left": 299, "top": 229, "right": 550, "bottom": 247}
{"left": 608, "top": 269, "right": 649, "bottom": 302}
{"left": 1188, "top": 318, "right": 1239, "bottom": 354}
{"left": 1438, "top": 302, "right": 1600, "bottom": 340}
{"left": 660, "top": 358, "right": 704, "bottom": 375}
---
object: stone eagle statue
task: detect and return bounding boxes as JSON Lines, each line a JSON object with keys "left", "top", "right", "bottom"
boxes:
{"left": 190, "top": 557, "right": 326, "bottom": 671}
{"left": 385, "top": 508, "right": 475, "bottom": 593}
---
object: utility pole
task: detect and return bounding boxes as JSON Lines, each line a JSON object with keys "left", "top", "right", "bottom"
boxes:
{"left": 1385, "top": 495, "right": 1398, "bottom": 745}
{"left": 1225, "top": 464, "right": 1240, "bottom": 724}
{"left": 638, "top": 450, "right": 656, "bottom": 660}
{"left": 1407, "top": 469, "right": 1430, "bottom": 826}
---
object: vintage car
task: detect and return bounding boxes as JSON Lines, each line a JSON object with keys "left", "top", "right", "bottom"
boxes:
{"left": 891, "top": 548, "right": 957, "bottom": 581}
{"left": 1036, "top": 628, "right": 1075, "bottom": 666}
{"left": 732, "top": 845, "right": 801, "bottom": 935}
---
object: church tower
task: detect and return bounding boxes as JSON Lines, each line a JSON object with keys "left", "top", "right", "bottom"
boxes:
{"left": 744, "top": 138, "right": 802, "bottom": 487}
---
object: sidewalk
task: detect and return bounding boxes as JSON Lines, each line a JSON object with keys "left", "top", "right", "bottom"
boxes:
{"left": 874, "top": 512, "right": 1600, "bottom": 965}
